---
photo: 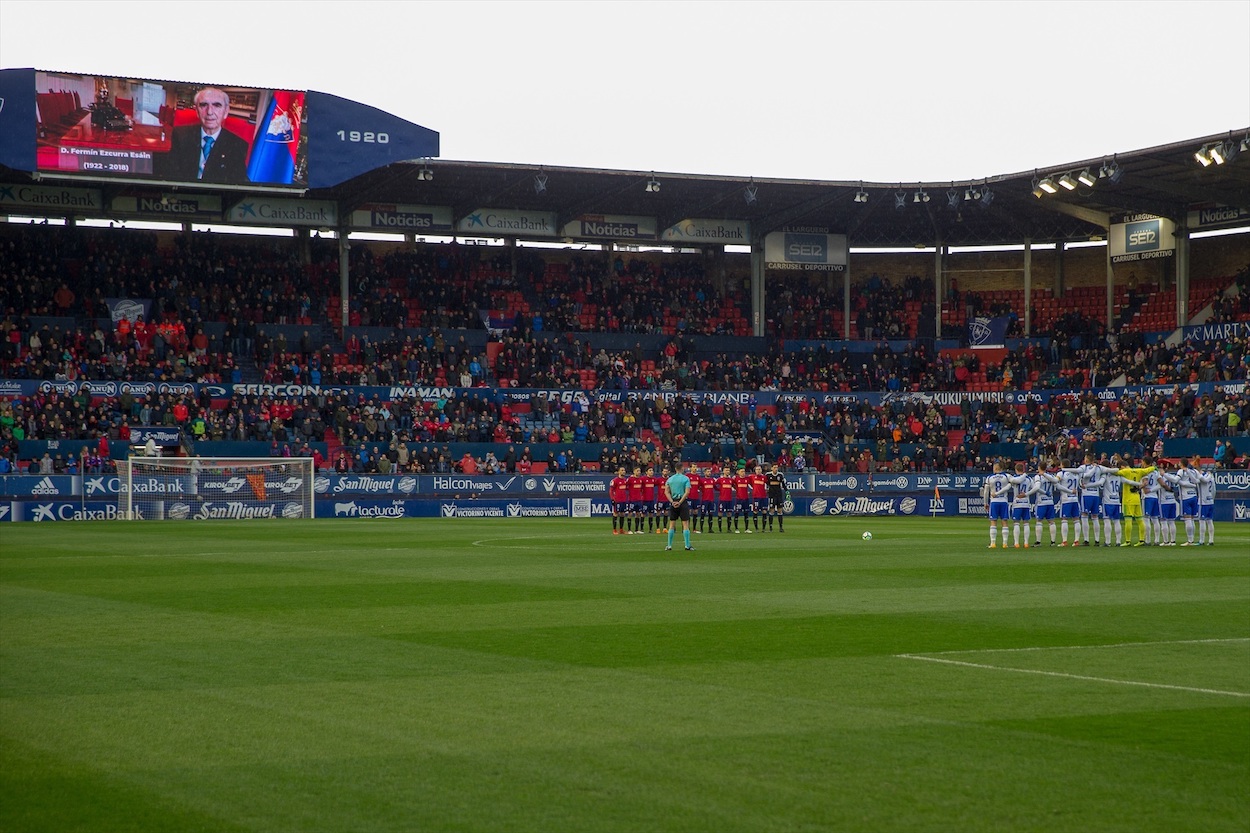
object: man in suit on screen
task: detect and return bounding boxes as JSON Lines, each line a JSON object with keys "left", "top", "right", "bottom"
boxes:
{"left": 156, "top": 87, "right": 248, "bottom": 183}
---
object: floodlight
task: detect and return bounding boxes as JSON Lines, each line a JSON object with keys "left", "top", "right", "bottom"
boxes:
{"left": 743, "top": 183, "right": 758, "bottom": 205}
{"left": 894, "top": 190, "right": 907, "bottom": 209}
{"left": 947, "top": 189, "right": 960, "bottom": 208}
{"left": 533, "top": 173, "right": 548, "bottom": 195}
{"left": 1195, "top": 145, "right": 1214, "bottom": 167}
{"left": 1038, "top": 177, "right": 1058, "bottom": 194}
{"left": 1077, "top": 169, "right": 1097, "bottom": 187}
{"left": 1058, "top": 173, "right": 1077, "bottom": 190}
{"left": 1031, "top": 179, "right": 1045, "bottom": 199}
{"left": 645, "top": 177, "right": 661, "bottom": 193}
{"left": 854, "top": 188, "right": 869, "bottom": 203}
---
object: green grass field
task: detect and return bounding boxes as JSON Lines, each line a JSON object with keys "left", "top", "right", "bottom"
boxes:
{"left": 2, "top": 516, "right": 1248, "bottom": 832}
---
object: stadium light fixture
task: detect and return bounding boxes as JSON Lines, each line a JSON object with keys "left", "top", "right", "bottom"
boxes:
{"left": 913, "top": 189, "right": 930, "bottom": 204}
{"left": 1194, "top": 144, "right": 1214, "bottom": 167}
{"left": 1099, "top": 158, "right": 1123, "bottom": 184}
{"left": 946, "top": 189, "right": 960, "bottom": 209}
{"left": 1031, "top": 178, "right": 1045, "bottom": 199}
{"left": 1241, "top": 135, "right": 1250, "bottom": 153}
{"left": 743, "top": 182, "right": 758, "bottom": 205}
{"left": 533, "top": 173, "right": 548, "bottom": 195}
{"left": 978, "top": 184, "right": 993, "bottom": 206}
{"left": 894, "top": 189, "right": 907, "bottom": 209}
{"left": 645, "top": 176, "right": 661, "bottom": 193}
{"left": 1076, "top": 169, "right": 1097, "bottom": 187}
{"left": 853, "top": 188, "right": 869, "bottom": 203}
{"left": 1058, "top": 173, "right": 1078, "bottom": 190}
{"left": 1210, "top": 142, "right": 1227, "bottom": 165}
{"left": 416, "top": 165, "right": 434, "bottom": 181}
{"left": 1037, "top": 177, "right": 1058, "bottom": 194}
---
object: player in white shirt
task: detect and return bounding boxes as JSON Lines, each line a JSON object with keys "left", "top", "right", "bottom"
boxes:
{"left": 1193, "top": 456, "right": 1216, "bottom": 546}
{"left": 1177, "top": 457, "right": 1201, "bottom": 546}
{"left": 1066, "top": 454, "right": 1106, "bottom": 547}
{"left": 1055, "top": 465, "right": 1081, "bottom": 546}
{"left": 982, "top": 460, "right": 1013, "bottom": 549}
{"left": 1139, "top": 464, "right": 1164, "bottom": 546}
{"left": 1032, "top": 461, "right": 1060, "bottom": 547}
{"left": 1007, "top": 462, "right": 1034, "bottom": 549}
{"left": 1099, "top": 460, "right": 1125, "bottom": 547}
{"left": 1156, "top": 461, "right": 1179, "bottom": 546}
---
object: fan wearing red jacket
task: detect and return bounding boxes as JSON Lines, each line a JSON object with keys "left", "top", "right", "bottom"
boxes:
{"left": 699, "top": 466, "right": 718, "bottom": 533}
{"left": 750, "top": 464, "right": 769, "bottom": 532}
{"left": 716, "top": 466, "right": 736, "bottom": 533}
{"left": 609, "top": 466, "right": 629, "bottom": 536}
{"left": 733, "top": 466, "right": 752, "bottom": 533}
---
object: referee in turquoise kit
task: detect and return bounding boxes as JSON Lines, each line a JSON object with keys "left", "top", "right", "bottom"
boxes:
{"left": 665, "top": 461, "right": 695, "bottom": 552}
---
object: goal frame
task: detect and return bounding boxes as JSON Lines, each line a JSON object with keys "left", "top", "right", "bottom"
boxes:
{"left": 117, "top": 457, "right": 316, "bottom": 521}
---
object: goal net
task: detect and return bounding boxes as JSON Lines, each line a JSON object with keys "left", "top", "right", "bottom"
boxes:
{"left": 117, "top": 457, "right": 315, "bottom": 521}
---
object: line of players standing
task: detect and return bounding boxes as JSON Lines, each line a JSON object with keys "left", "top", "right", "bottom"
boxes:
{"left": 609, "top": 464, "right": 788, "bottom": 535}
{"left": 982, "top": 453, "right": 1217, "bottom": 550}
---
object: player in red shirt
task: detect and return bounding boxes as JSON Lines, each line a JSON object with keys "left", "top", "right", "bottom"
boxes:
{"left": 733, "top": 466, "right": 751, "bottom": 533}
{"left": 750, "top": 464, "right": 768, "bottom": 532}
{"left": 687, "top": 467, "right": 702, "bottom": 534}
{"left": 642, "top": 466, "right": 659, "bottom": 533}
{"left": 716, "top": 465, "right": 735, "bottom": 533}
{"left": 654, "top": 465, "right": 671, "bottom": 533}
{"left": 699, "top": 466, "right": 717, "bottom": 533}
{"left": 609, "top": 466, "right": 629, "bottom": 535}
{"left": 626, "top": 466, "right": 645, "bottom": 534}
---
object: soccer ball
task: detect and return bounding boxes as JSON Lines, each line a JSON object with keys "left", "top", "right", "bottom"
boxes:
{"left": 862, "top": 531, "right": 873, "bottom": 541}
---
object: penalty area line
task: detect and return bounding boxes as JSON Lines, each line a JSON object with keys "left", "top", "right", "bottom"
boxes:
{"left": 921, "top": 637, "right": 1250, "bottom": 656}
{"left": 896, "top": 653, "right": 1250, "bottom": 698}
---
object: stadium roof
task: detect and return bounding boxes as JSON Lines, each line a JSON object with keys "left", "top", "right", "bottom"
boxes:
{"left": 318, "top": 129, "right": 1250, "bottom": 248}
{"left": 3, "top": 129, "right": 1247, "bottom": 249}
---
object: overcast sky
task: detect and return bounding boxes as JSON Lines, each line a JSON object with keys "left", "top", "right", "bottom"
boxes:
{"left": 2, "top": 0, "right": 1247, "bottom": 184}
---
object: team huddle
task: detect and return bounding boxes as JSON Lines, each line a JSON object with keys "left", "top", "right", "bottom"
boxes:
{"left": 982, "top": 453, "right": 1217, "bottom": 549}
{"left": 609, "top": 463, "right": 789, "bottom": 538}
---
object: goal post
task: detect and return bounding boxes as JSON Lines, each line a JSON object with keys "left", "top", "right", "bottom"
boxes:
{"left": 117, "top": 457, "right": 315, "bottom": 521}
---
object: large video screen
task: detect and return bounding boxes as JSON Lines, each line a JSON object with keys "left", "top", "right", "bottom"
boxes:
{"left": 35, "top": 71, "right": 307, "bottom": 187}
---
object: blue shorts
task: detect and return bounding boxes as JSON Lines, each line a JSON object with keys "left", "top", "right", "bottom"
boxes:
{"left": 1142, "top": 497, "right": 1160, "bottom": 518}
{"left": 1034, "top": 504, "right": 1056, "bottom": 520}
{"left": 718, "top": 499, "right": 735, "bottom": 514}
{"left": 1011, "top": 506, "right": 1031, "bottom": 522}
{"left": 1060, "top": 502, "right": 1080, "bottom": 519}
{"left": 687, "top": 499, "right": 700, "bottom": 513}
{"left": 989, "top": 501, "right": 1010, "bottom": 521}
{"left": 1102, "top": 504, "right": 1122, "bottom": 521}
{"left": 612, "top": 501, "right": 626, "bottom": 514}
{"left": 1181, "top": 497, "right": 1199, "bottom": 517}
{"left": 1199, "top": 503, "right": 1214, "bottom": 520}
{"left": 630, "top": 501, "right": 645, "bottom": 514}
{"left": 1161, "top": 502, "right": 1178, "bottom": 520}
{"left": 1081, "top": 495, "right": 1101, "bottom": 515}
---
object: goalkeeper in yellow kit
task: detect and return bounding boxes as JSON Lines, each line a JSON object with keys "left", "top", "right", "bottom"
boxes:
{"left": 1117, "top": 456, "right": 1156, "bottom": 547}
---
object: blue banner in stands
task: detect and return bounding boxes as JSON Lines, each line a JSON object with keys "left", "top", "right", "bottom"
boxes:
{"left": 967, "top": 315, "right": 1011, "bottom": 347}
{"left": 1181, "top": 321, "right": 1250, "bottom": 343}
{"left": 305, "top": 91, "right": 439, "bottom": 189}
{"left": 0, "top": 68, "right": 36, "bottom": 172}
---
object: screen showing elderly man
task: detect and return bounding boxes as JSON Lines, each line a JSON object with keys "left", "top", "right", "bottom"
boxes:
{"left": 156, "top": 87, "right": 248, "bottom": 183}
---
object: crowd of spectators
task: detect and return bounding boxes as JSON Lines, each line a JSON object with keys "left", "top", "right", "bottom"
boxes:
{"left": 2, "top": 223, "right": 1247, "bottom": 478}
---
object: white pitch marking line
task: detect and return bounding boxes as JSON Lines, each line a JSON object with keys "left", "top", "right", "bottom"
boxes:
{"left": 920, "top": 637, "right": 1250, "bottom": 656}
{"left": 896, "top": 654, "right": 1250, "bottom": 698}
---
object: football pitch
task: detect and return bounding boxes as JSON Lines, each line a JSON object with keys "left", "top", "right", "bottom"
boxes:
{"left": 2, "top": 517, "right": 1247, "bottom": 832}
